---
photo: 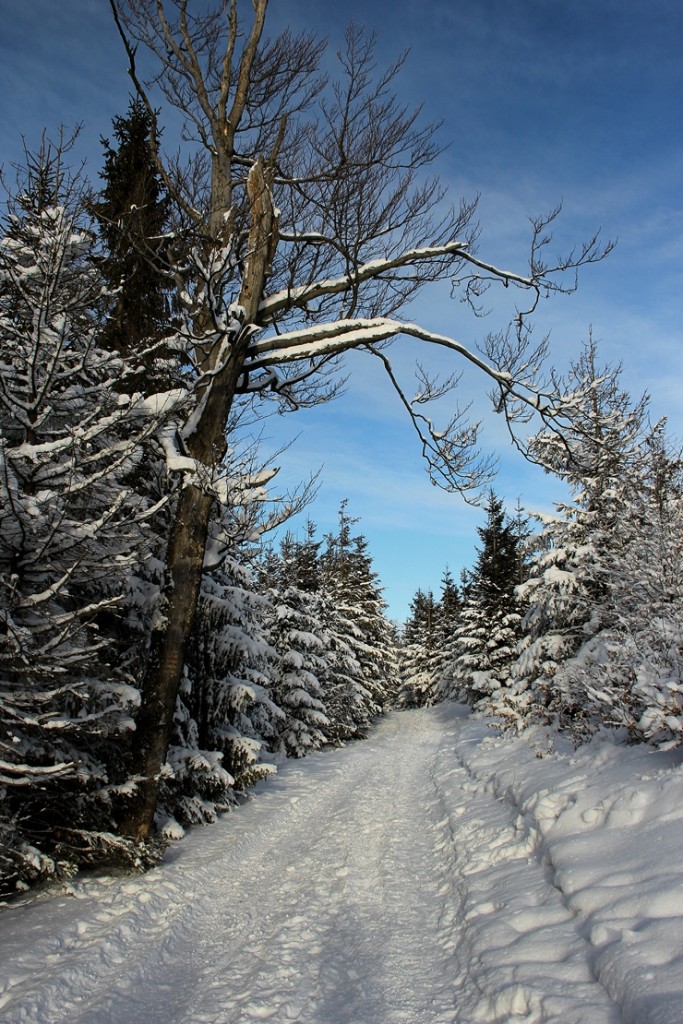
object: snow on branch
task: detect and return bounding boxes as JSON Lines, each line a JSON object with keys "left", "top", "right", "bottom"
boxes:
{"left": 259, "top": 241, "right": 468, "bottom": 319}
{"left": 0, "top": 758, "right": 77, "bottom": 787}
{"left": 246, "top": 316, "right": 554, "bottom": 413}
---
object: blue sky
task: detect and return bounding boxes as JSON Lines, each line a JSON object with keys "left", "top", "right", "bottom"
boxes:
{"left": 1, "top": 1, "right": 682, "bottom": 621}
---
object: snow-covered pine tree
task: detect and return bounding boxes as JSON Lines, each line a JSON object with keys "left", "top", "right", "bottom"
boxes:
{"left": 160, "top": 553, "right": 279, "bottom": 835}
{"left": 156, "top": 443, "right": 312, "bottom": 831}
{"left": 556, "top": 424, "right": 683, "bottom": 747}
{"left": 345, "top": 534, "right": 399, "bottom": 711}
{"left": 260, "top": 526, "right": 330, "bottom": 757}
{"left": 431, "top": 568, "right": 462, "bottom": 699}
{"left": 397, "top": 589, "right": 439, "bottom": 707}
{"left": 0, "top": 138, "right": 164, "bottom": 890}
{"left": 440, "top": 492, "right": 526, "bottom": 707}
{"left": 92, "top": 101, "right": 183, "bottom": 739}
{"left": 320, "top": 502, "right": 398, "bottom": 735}
{"left": 496, "top": 339, "right": 650, "bottom": 737}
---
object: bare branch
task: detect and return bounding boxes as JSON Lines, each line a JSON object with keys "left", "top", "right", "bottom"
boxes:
{"left": 367, "top": 347, "right": 496, "bottom": 499}
{"left": 453, "top": 206, "right": 615, "bottom": 322}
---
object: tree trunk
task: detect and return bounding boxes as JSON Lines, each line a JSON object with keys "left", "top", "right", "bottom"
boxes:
{"left": 119, "top": 483, "right": 213, "bottom": 841}
{"left": 120, "top": 159, "right": 276, "bottom": 842}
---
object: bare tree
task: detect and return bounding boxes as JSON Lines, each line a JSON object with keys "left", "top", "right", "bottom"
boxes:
{"left": 109, "top": 0, "right": 611, "bottom": 840}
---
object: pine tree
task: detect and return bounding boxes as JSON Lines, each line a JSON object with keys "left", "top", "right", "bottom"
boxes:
{"left": 93, "top": 100, "right": 187, "bottom": 756}
{"left": 260, "top": 528, "right": 330, "bottom": 757}
{"left": 156, "top": 449, "right": 307, "bottom": 829}
{"left": 497, "top": 340, "right": 651, "bottom": 736}
{"left": 438, "top": 568, "right": 462, "bottom": 631}
{"left": 94, "top": 98, "right": 173, "bottom": 382}
{"left": 344, "top": 534, "right": 399, "bottom": 711}
{"left": 431, "top": 569, "right": 462, "bottom": 700}
{"left": 442, "top": 492, "right": 526, "bottom": 706}
{"left": 472, "top": 491, "right": 523, "bottom": 614}
{"left": 159, "top": 553, "right": 279, "bottom": 834}
{"left": 0, "top": 137, "right": 162, "bottom": 890}
{"left": 258, "top": 510, "right": 395, "bottom": 751}
{"left": 397, "top": 589, "right": 438, "bottom": 707}
{"left": 554, "top": 425, "right": 683, "bottom": 746}
{"left": 320, "top": 502, "right": 397, "bottom": 734}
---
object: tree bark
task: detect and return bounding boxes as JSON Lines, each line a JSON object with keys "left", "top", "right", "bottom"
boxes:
{"left": 121, "top": 159, "right": 276, "bottom": 842}
{"left": 120, "top": 484, "right": 212, "bottom": 840}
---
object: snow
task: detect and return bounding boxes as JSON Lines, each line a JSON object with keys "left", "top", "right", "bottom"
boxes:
{"left": 259, "top": 241, "right": 468, "bottom": 318}
{"left": 1, "top": 703, "right": 683, "bottom": 1023}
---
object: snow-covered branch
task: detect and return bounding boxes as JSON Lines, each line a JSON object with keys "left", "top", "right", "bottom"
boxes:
{"left": 0, "top": 758, "right": 77, "bottom": 787}
{"left": 259, "top": 241, "right": 468, "bottom": 320}
{"left": 246, "top": 315, "right": 554, "bottom": 416}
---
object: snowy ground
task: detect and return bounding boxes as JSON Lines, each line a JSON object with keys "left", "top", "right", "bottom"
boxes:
{"left": 2, "top": 703, "right": 683, "bottom": 1024}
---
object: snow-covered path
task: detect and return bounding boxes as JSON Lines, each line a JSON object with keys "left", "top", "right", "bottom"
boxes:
{"left": 2, "top": 705, "right": 682, "bottom": 1023}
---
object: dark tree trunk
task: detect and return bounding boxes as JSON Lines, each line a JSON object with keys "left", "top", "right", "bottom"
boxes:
{"left": 119, "top": 483, "right": 213, "bottom": 840}
{"left": 120, "top": 159, "right": 276, "bottom": 842}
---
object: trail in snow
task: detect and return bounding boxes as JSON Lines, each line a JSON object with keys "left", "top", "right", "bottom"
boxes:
{"left": 1, "top": 704, "right": 681, "bottom": 1023}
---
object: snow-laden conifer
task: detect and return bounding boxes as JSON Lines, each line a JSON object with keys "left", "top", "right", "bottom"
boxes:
{"left": 260, "top": 529, "right": 330, "bottom": 757}
{"left": 320, "top": 503, "right": 398, "bottom": 733}
{"left": 397, "top": 589, "right": 439, "bottom": 707}
{"left": 159, "top": 554, "right": 279, "bottom": 834}
{"left": 494, "top": 340, "right": 653, "bottom": 737}
{"left": 555, "top": 426, "right": 683, "bottom": 746}
{"left": 438, "top": 492, "right": 526, "bottom": 707}
{"left": 0, "top": 138, "right": 167, "bottom": 888}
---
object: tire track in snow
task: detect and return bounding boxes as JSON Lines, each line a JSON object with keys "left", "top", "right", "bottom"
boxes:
{"left": 181, "top": 709, "right": 466, "bottom": 1024}
{"left": 1, "top": 711, "right": 465, "bottom": 1024}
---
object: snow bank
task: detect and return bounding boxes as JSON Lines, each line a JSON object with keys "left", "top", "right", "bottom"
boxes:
{"left": 434, "top": 705, "right": 683, "bottom": 1023}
